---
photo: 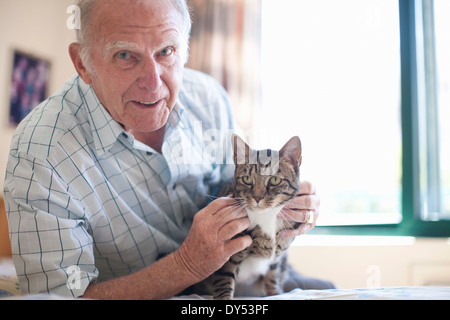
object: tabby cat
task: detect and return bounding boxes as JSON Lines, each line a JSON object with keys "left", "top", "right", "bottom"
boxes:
{"left": 198, "top": 134, "right": 303, "bottom": 299}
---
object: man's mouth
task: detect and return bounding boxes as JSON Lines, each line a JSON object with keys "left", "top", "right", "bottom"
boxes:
{"left": 133, "top": 100, "right": 161, "bottom": 107}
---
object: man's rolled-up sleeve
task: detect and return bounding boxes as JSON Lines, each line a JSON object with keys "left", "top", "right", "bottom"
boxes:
{"left": 4, "top": 151, "right": 98, "bottom": 298}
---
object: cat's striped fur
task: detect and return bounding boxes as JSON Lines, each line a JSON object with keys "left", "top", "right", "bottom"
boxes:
{"left": 199, "top": 134, "right": 303, "bottom": 299}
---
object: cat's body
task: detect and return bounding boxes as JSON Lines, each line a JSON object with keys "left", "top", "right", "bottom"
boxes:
{"left": 188, "top": 134, "right": 302, "bottom": 300}
{"left": 217, "top": 206, "right": 297, "bottom": 298}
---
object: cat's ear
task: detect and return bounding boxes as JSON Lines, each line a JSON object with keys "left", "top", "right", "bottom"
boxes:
{"left": 280, "top": 136, "right": 302, "bottom": 167}
{"left": 231, "top": 134, "right": 251, "bottom": 164}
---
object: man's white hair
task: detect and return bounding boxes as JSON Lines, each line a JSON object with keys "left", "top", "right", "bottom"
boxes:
{"left": 75, "top": 0, "right": 192, "bottom": 74}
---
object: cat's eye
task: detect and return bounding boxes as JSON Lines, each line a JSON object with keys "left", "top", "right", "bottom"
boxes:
{"left": 242, "top": 176, "right": 253, "bottom": 185}
{"left": 269, "top": 176, "right": 282, "bottom": 186}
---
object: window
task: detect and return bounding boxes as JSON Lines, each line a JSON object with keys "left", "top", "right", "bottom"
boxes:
{"left": 258, "top": 0, "right": 450, "bottom": 235}
{"left": 259, "top": 0, "right": 402, "bottom": 226}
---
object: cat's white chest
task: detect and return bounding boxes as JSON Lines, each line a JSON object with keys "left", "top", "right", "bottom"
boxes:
{"left": 236, "top": 207, "right": 282, "bottom": 285}
{"left": 246, "top": 207, "right": 282, "bottom": 238}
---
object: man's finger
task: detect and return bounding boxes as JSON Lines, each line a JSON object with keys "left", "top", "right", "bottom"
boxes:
{"left": 280, "top": 209, "right": 315, "bottom": 223}
{"left": 287, "top": 194, "right": 320, "bottom": 211}
{"left": 208, "top": 197, "right": 238, "bottom": 214}
{"left": 224, "top": 234, "right": 252, "bottom": 257}
{"left": 297, "top": 180, "right": 316, "bottom": 195}
{"left": 213, "top": 204, "right": 247, "bottom": 227}
{"left": 279, "top": 222, "right": 314, "bottom": 239}
{"left": 218, "top": 217, "right": 251, "bottom": 241}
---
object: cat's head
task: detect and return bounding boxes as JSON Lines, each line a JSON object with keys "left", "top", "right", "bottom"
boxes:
{"left": 231, "top": 134, "right": 302, "bottom": 210}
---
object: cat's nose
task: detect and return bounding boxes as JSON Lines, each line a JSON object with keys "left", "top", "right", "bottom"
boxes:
{"left": 253, "top": 196, "right": 263, "bottom": 203}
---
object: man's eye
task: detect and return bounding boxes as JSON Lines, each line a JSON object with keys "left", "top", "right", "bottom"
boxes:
{"left": 114, "top": 51, "right": 139, "bottom": 68}
{"left": 117, "top": 51, "right": 131, "bottom": 60}
{"left": 160, "top": 47, "right": 173, "bottom": 57}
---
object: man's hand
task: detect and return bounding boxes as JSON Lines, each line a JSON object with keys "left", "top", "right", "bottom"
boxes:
{"left": 175, "top": 197, "right": 252, "bottom": 282}
{"left": 278, "top": 181, "right": 320, "bottom": 238}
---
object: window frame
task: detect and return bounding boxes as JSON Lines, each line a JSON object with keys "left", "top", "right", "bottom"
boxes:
{"left": 310, "top": 0, "right": 450, "bottom": 237}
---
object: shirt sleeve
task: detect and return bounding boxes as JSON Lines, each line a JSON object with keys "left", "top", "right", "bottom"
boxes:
{"left": 4, "top": 150, "right": 98, "bottom": 298}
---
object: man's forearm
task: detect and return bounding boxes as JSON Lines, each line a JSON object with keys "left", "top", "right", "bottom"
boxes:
{"left": 81, "top": 249, "right": 200, "bottom": 300}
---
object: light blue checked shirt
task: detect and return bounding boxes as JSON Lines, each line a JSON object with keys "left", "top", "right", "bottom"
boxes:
{"left": 4, "top": 68, "right": 237, "bottom": 297}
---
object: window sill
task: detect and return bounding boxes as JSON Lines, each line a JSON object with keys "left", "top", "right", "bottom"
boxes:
{"left": 292, "top": 235, "right": 417, "bottom": 247}
{"left": 317, "top": 212, "right": 402, "bottom": 226}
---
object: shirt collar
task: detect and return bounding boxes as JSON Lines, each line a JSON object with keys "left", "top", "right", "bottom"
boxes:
{"left": 168, "top": 99, "right": 184, "bottom": 128}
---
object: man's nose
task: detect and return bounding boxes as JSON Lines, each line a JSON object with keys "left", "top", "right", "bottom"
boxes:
{"left": 137, "top": 56, "right": 162, "bottom": 92}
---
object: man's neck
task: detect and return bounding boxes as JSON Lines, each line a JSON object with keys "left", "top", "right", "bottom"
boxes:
{"left": 128, "top": 125, "right": 166, "bottom": 154}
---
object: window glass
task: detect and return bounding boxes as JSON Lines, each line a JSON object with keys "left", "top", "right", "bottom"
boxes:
{"left": 259, "top": 0, "right": 402, "bottom": 225}
{"left": 434, "top": 0, "right": 450, "bottom": 219}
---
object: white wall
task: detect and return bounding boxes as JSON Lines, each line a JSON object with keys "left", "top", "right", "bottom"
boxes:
{"left": 289, "top": 236, "right": 450, "bottom": 289}
{"left": 0, "top": 0, "right": 76, "bottom": 191}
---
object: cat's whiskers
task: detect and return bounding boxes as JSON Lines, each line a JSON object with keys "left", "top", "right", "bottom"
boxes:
{"left": 204, "top": 192, "right": 221, "bottom": 202}
{"left": 212, "top": 201, "right": 249, "bottom": 225}
{"left": 277, "top": 207, "right": 300, "bottom": 230}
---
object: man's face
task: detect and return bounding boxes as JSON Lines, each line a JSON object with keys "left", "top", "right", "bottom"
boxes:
{"left": 83, "top": 0, "right": 185, "bottom": 134}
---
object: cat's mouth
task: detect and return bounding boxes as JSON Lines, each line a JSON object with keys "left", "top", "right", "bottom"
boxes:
{"left": 249, "top": 199, "right": 287, "bottom": 211}
{"left": 250, "top": 199, "right": 269, "bottom": 210}
{"left": 241, "top": 197, "right": 279, "bottom": 210}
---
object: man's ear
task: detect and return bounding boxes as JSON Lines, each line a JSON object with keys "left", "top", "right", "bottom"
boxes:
{"left": 69, "top": 43, "right": 93, "bottom": 84}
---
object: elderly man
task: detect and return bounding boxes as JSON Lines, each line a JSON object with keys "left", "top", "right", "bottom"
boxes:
{"left": 4, "top": 0, "right": 327, "bottom": 299}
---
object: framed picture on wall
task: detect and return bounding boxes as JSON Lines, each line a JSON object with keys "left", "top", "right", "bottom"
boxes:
{"left": 9, "top": 50, "right": 51, "bottom": 125}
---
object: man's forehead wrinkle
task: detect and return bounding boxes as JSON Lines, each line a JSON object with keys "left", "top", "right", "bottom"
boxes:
{"left": 95, "top": 3, "right": 181, "bottom": 30}
{"left": 117, "top": 25, "right": 182, "bottom": 37}
{"left": 99, "top": 20, "right": 183, "bottom": 43}
{"left": 91, "top": 0, "right": 185, "bottom": 46}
